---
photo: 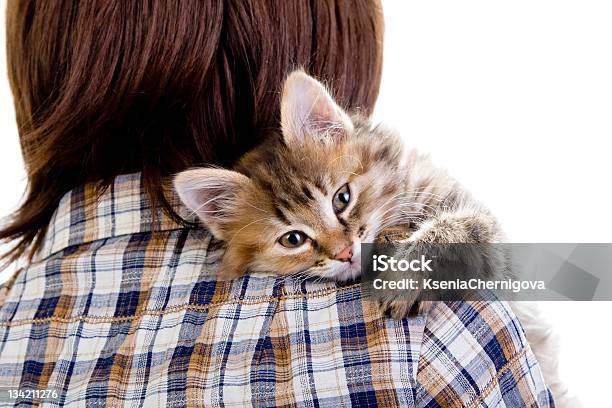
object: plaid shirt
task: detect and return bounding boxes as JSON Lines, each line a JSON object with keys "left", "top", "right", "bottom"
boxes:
{"left": 0, "top": 173, "right": 553, "bottom": 407}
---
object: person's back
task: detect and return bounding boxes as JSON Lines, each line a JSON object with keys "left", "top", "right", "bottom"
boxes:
{"left": 0, "top": 1, "right": 552, "bottom": 406}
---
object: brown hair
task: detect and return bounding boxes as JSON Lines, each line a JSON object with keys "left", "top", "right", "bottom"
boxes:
{"left": 1, "top": 0, "right": 383, "bottom": 266}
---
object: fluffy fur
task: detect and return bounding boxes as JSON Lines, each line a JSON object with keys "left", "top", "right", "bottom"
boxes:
{"left": 174, "top": 70, "right": 573, "bottom": 406}
{"left": 175, "top": 71, "right": 502, "bottom": 283}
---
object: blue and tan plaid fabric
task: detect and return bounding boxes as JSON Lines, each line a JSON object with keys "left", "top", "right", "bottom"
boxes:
{"left": 0, "top": 173, "right": 553, "bottom": 407}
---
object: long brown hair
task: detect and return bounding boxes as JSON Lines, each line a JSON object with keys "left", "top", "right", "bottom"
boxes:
{"left": 1, "top": 0, "right": 383, "bottom": 266}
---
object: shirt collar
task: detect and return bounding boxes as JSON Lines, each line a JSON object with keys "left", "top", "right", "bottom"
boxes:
{"left": 36, "top": 172, "right": 197, "bottom": 261}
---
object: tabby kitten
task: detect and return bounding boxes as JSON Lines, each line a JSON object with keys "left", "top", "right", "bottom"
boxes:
{"left": 174, "top": 71, "right": 571, "bottom": 405}
{"left": 174, "top": 70, "right": 504, "bottom": 315}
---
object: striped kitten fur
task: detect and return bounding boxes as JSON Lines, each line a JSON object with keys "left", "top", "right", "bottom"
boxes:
{"left": 174, "top": 70, "right": 504, "bottom": 296}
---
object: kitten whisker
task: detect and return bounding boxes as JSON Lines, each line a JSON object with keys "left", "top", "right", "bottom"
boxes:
{"left": 387, "top": 195, "right": 446, "bottom": 214}
{"left": 406, "top": 188, "right": 447, "bottom": 200}
{"left": 376, "top": 191, "right": 420, "bottom": 214}
{"left": 377, "top": 200, "right": 423, "bottom": 219}
{"left": 379, "top": 209, "right": 423, "bottom": 228}
{"left": 376, "top": 190, "right": 444, "bottom": 216}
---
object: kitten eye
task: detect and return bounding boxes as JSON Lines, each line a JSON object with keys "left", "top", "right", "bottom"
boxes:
{"left": 332, "top": 184, "right": 351, "bottom": 213}
{"left": 278, "top": 231, "right": 308, "bottom": 248}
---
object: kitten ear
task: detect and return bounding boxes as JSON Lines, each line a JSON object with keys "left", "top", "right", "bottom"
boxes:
{"left": 280, "top": 70, "right": 354, "bottom": 145}
{"left": 174, "top": 168, "right": 250, "bottom": 239}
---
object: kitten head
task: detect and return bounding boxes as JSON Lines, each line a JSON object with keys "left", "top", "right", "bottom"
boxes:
{"left": 175, "top": 71, "right": 404, "bottom": 280}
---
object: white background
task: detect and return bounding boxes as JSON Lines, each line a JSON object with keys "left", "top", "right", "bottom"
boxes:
{"left": 1, "top": 1, "right": 610, "bottom": 405}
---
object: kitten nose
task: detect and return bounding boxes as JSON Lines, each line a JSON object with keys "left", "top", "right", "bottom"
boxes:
{"left": 334, "top": 243, "right": 354, "bottom": 262}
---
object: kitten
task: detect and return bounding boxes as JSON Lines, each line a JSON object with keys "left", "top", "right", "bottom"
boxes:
{"left": 174, "top": 70, "right": 505, "bottom": 311}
